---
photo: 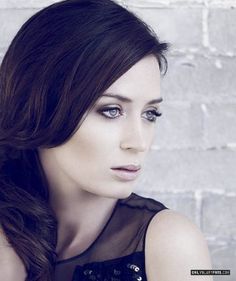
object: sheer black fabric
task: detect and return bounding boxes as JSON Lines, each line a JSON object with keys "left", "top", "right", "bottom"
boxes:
{"left": 54, "top": 193, "right": 168, "bottom": 281}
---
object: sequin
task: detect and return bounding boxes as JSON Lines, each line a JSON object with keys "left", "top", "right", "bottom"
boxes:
{"left": 113, "top": 269, "right": 121, "bottom": 276}
{"left": 127, "top": 263, "right": 140, "bottom": 272}
{"left": 83, "top": 269, "right": 93, "bottom": 275}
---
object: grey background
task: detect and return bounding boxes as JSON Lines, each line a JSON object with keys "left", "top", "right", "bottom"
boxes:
{"left": 0, "top": 0, "right": 235, "bottom": 280}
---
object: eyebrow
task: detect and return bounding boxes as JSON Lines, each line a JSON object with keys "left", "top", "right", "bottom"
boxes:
{"left": 101, "top": 93, "right": 163, "bottom": 105}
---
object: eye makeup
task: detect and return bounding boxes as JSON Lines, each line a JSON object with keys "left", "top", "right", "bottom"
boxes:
{"left": 96, "top": 104, "right": 162, "bottom": 122}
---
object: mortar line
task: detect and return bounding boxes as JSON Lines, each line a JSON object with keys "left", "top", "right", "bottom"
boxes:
{"left": 195, "top": 190, "right": 203, "bottom": 229}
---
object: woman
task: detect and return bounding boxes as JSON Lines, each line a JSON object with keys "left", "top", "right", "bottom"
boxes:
{"left": 0, "top": 0, "right": 212, "bottom": 280}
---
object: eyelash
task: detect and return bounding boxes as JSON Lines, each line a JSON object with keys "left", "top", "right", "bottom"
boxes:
{"left": 97, "top": 106, "right": 162, "bottom": 122}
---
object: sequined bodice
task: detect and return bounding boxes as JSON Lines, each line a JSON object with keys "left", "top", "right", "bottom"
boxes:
{"left": 72, "top": 252, "right": 145, "bottom": 281}
{"left": 54, "top": 193, "right": 168, "bottom": 281}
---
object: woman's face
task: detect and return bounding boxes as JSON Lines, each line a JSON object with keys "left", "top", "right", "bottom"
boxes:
{"left": 38, "top": 55, "right": 162, "bottom": 199}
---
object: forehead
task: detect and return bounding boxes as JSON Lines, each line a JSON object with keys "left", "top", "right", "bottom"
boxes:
{"left": 103, "top": 55, "right": 161, "bottom": 102}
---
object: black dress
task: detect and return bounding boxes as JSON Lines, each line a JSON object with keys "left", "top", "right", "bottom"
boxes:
{"left": 54, "top": 193, "right": 168, "bottom": 281}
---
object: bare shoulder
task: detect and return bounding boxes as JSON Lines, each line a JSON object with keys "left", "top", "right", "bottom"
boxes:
{"left": 0, "top": 227, "right": 27, "bottom": 281}
{"left": 145, "top": 209, "right": 213, "bottom": 281}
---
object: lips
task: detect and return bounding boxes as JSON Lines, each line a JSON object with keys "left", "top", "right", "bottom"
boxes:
{"left": 111, "top": 165, "right": 141, "bottom": 172}
{"left": 110, "top": 165, "right": 141, "bottom": 181}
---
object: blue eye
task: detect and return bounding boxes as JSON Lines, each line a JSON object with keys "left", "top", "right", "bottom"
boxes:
{"left": 143, "top": 109, "right": 162, "bottom": 122}
{"left": 98, "top": 107, "right": 122, "bottom": 119}
{"left": 97, "top": 106, "right": 162, "bottom": 122}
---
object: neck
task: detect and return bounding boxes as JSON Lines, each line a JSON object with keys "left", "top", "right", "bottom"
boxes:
{"left": 50, "top": 188, "right": 118, "bottom": 260}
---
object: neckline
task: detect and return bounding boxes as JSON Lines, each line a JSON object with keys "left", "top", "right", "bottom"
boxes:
{"left": 56, "top": 196, "right": 122, "bottom": 265}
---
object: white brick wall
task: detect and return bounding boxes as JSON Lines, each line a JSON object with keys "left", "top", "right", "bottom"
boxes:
{"left": 128, "top": 1, "right": 236, "bottom": 277}
{"left": 0, "top": 0, "right": 235, "bottom": 278}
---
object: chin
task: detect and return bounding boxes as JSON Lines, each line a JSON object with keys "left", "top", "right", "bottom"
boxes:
{"left": 106, "top": 183, "right": 134, "bottom": 199}
{"left": 86, "top": 180, "right": 135, "bottom": 200}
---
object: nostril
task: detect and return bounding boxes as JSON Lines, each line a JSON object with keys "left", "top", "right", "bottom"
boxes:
{"left": 120, "top": 139, "right": 147, "bottom": 152}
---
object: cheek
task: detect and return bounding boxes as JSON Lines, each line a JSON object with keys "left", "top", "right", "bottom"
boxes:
{"left": 68, "top": 122, "right": 121, "bottom": 168}
{"left": 149, "top": 129, "right": 156, "bottom": 146}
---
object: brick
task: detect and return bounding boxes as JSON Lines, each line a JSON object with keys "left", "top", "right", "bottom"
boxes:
{"left": 0, "top": 9, "right": 37, "bottom": 49}
{"left": 0, "top": 0, "right": 59, "bottom": 9}
{"left": 208, "top": 8, "right": 236, "bottom": 54}
{"left": 202, "top": 193, "right": 236, "bottom": 239}
{"left": 135, "top": 148, "right": 236, "bottom": 191}
{"left": 204, "top": 103, "right": 236, "bottom": 148}
{"left": 135, "top": 190, "right": 198, "bottom": 223}
{"left": 127, "top": 7, "right": 203, "bottom": 51}
{"left": 208, "top": 242, "right": 236, "bottom": 281}
{"left": 0, "top": 51, "right": 4, "bottom": 64}
{"left": 0, "top": 0, "right": 125, "bottom": 9}
{"left": 153, "top": 101, "right": 204, "bottom": 149}
{"left": 127, "top": 0, "right": 204, "bottom": 7}
{"left": 209, "top": 0, "right": 236, "bottom": 7}
{"left": 161, "top": 55, "right": 236, "bottom": 102}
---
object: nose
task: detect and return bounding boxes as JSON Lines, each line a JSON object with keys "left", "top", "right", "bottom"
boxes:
{"left": 120, "top": 122, "right": 148, "bottom": 152}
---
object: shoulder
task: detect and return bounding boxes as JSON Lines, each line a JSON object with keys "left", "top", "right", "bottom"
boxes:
{"left": 0, "top": 228, "right": 27, "bottom": 281}
{"left": 145, "top": 210, "right": 213, "bottom": 281}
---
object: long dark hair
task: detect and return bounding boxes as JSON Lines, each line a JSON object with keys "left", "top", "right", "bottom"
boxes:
{"left": 0, "top": 0, "right": 168, "bottom": 280}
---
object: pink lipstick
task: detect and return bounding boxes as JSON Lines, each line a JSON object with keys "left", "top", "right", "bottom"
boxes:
{"left": 110, "top": 165, "right": 141, "bottom": 181}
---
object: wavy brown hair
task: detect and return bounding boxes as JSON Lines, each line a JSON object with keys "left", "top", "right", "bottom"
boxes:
{"left": 0, "top": 0, "right": 168, "bottom": 280}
